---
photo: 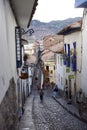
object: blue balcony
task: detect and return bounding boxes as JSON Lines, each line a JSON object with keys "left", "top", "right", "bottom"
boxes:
{"left": 75, "top": 0, "right": 87, "bottom": 8}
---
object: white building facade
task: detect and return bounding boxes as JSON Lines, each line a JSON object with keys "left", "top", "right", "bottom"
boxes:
{"left": 75, "top": 0, "right": 87, "bottom": 96}
{"left": 64, "top": 31, "right": 82, "bottom": 96}
{"left": 0, "top": 0, "right": 38, "bottom": 129}
{"left": 0, "top": 0, "right": 17, "bottom": 102}
{"left": 0, "top": 0, "right": 18, "bottom": 129}
{"left": 58, "top": 21, "right": 82, "bottom": 100}
{"left": 81, "top": 9, "right": 87, "bottom": 96}
{"left": 55, "top": 53, "right": 64, "bottom": 90}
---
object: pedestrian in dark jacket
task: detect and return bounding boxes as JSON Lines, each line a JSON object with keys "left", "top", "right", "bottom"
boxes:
{"left": 53, "top": 84, "right": 58, "bottom": 97}
{"left": 39, "top": 89, "right": 44, "bottom": 102}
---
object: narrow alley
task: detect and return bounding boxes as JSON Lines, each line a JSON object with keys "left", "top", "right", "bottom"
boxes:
{"left": 18, "top": 88, "right": 87, "bottom": 130}
{"left": 1, "top": 0, "right": 87, "bottom": 130}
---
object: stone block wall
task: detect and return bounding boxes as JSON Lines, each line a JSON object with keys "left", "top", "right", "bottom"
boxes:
{"left": 0, "top": 78, "right": 18, "bottom": 130}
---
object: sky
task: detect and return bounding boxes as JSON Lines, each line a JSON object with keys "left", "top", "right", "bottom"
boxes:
{"left": 33, "top": 0, "right": 83, "bottom": 22}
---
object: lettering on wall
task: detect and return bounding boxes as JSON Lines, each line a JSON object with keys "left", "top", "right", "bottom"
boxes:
{"left": 15, "top": 26, "right": 22, "bottom": 68}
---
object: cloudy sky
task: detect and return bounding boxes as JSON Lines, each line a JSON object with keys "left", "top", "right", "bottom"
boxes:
{"left": 33, "top": 0, "right": 83, "bottom": 22}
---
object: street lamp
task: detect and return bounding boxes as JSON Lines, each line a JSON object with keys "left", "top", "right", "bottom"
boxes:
{"left": 21, "top": 28, "right": 34, "bottom": 36}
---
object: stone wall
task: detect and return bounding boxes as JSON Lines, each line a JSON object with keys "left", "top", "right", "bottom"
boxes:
{"left": 0, "top": 78, "right": 18, "bottom": 130}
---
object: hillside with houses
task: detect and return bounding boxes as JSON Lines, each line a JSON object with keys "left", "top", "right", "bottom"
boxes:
{"left": 29, "top": 17, "right": 82, "bottom": 40}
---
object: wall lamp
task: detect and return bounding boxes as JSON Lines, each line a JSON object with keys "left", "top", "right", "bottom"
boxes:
{"left": 21, "top": 28, "right": 34, "bottom": 36}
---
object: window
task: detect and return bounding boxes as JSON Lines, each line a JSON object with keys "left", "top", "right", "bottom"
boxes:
{"left": 46, "top": 66, "right": 49, "bottom": 71}
{"left": 50, "top": 70, "right": 53, "bottom": 74}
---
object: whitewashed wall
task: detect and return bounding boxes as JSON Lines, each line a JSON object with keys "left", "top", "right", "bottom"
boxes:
{"left": 81, "top": 9, "right": 87, "bottom": 96}
{"left": 0, "top": 0, "right": 17, "bottom": 103}
{"left": 64, "top": 31, "right": 82, "bottom": 95}
{"left": 55, "top": 54, "right": 64, "bottom": 90}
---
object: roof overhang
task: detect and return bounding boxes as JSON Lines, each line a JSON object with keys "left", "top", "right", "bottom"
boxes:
{"left": 58, "top": 20, "right": 82, "bottom": 35}
{"left": 10, "top": 0, "right": 38, "bottom": 28}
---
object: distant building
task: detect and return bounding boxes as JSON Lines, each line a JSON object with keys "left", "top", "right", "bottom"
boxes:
{"left": 42, "top": 35, "right": 64, "bottom": 85}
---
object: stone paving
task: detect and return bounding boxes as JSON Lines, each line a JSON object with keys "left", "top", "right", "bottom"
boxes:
{"left": 18, "top": 89, "right": 87, "bottom": 130}
{"left": 53, "top": 92, "right": 87, "bottom": 123}
{"left": 18, "top": 95, "right": 35, "bottom": 130}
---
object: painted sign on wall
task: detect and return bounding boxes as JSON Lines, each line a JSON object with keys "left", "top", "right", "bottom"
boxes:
{"left": 15, "top": 26, "right": 22, "bottom": 68}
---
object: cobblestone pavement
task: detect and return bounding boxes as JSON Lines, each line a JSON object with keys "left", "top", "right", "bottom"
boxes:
{"left": 32, "top": 89, "right": 87, "bottom": 130}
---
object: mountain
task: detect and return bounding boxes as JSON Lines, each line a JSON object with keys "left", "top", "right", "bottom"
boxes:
{"left": 29, "top": 17, "right": 82, "bottom": 40}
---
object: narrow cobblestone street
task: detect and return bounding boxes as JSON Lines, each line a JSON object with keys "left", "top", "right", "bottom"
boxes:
{"left": 18, "top": 89, "right": 87, "bottom": 130}
{"left": 32, "top": 89, "right": 87, "bottom": 130}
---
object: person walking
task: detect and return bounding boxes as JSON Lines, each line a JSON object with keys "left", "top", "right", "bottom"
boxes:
{"left": 53, "top": 84, "right": 58, "bottom": 97}
{"left": 39, "top": 89, "right": 44, "bottom": 102}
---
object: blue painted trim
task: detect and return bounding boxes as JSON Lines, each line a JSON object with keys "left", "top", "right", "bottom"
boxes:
{"left": 73, "top": 42, "right": 76, "bottom": 49}
{"left": 66, "top": 44, "right": 70, "bottom": 67}
{"left": 63, "top": 44, "right": 66, "bottom": 65}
